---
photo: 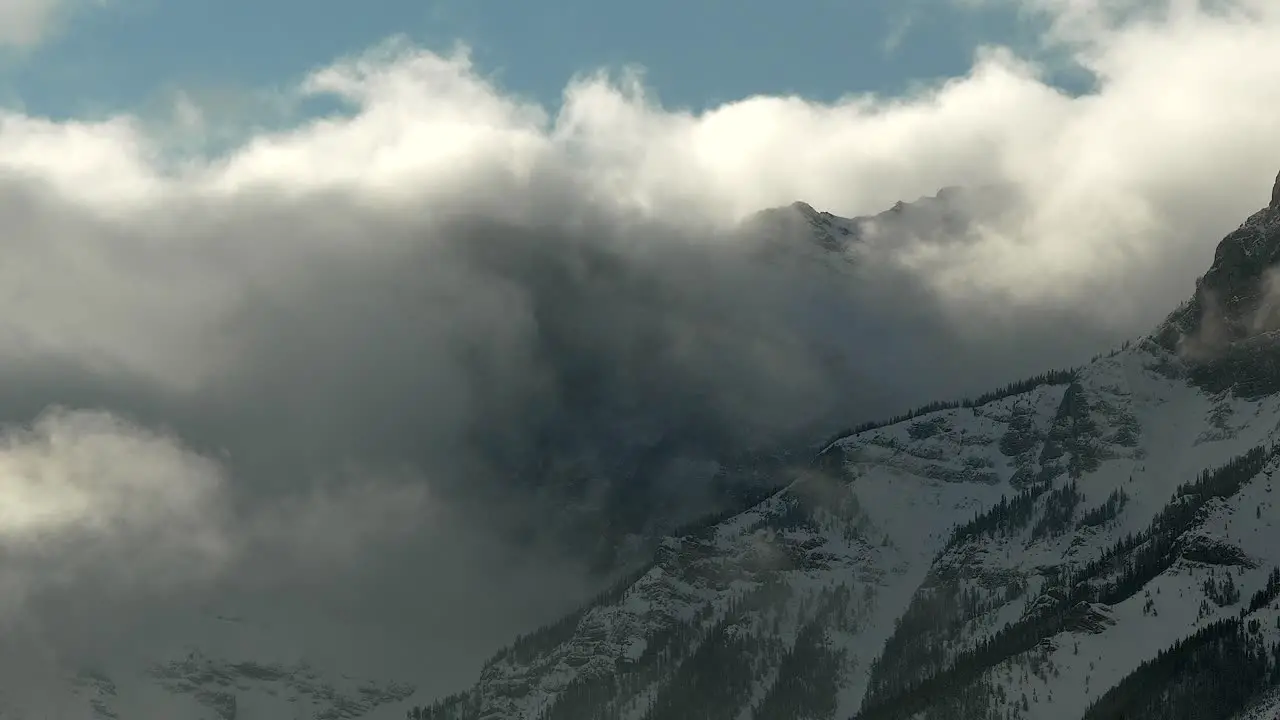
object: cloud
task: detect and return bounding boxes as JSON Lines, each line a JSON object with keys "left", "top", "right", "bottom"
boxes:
{"left": 0, "top": 0, "right": 98, "bottom": 49}
{"left": 0, "top": 405, "right": 441, "bottom": 716}
{"left": 0, "top": 404, "right": 432, "bottom": 618}
{"left": 0, "top": 0, "right": 61, "bottom": 48}
{"left": 0, "top": 408, "right": 228, "bottom": 608}
{"left": 0, "top": 0, "right": 1279, "bottom": 704}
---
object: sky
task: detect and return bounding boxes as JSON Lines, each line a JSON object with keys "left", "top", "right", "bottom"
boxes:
{"left": 0, "top": 0, "right": 1051, "bottom": 120}
{"left": 0, "top": 0, "right": 1279, "bottom": 714}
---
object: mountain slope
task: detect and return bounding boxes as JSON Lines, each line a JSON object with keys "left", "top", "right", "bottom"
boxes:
{"left": 489, "top": 182, "right": 1026, "bottom": 574}
{"left": 0, "top": 183, "right": 1058, "bottom": 720}
{"left": 416, "top": 171, "right": 1280, "bottom": 720}
{"left": 0, "top": 607, "right": 425, "bottom": 720}
{"left": 504, "top": 181, "right": 1033, "bottom": 575}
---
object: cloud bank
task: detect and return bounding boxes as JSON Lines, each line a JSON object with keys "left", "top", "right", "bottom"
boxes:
{"left": 0, "top": 408, "right": 228, "bottom": 609}
{"left": 0, "top": 0, "right": 1279, "bottom": 704}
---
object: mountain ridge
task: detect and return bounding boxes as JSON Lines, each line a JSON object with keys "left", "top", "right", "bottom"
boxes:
{"left": 410, "top": 169, "right": 1280, "bottom": 720}
{"left": 3, "top": 174, "right": 1276, "bottom": 720}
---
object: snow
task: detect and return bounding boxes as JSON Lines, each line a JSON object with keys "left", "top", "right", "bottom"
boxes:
{"left": 21, "top": 333, "right": 1240, "bottom": 720}
{"left": 419, "top": 195, "right": 1280, "bottom": 720}
{"left": 438, "top": 332, "right": 1280, "bottom": 720}
{"left": 20, "top": 198, "right": 1280, "bottom": 720}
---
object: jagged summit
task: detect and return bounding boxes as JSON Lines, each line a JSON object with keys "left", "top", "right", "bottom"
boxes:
{"left": 1156, "top": 169, "right": 1280, "bottom": 360}
{"left": 781, "top": 184, "right": 998, "bottom": 222}
{"left": 747, "top": 184, "right": 1016, "bottom": 256}
{"left": 789, "top": 200, "right": 823, "bottom": 218}
{"left": 43, "top": 170, "right": 1280, "bottom": 720}
{"left": 412, "top": 166, "right": 1280, "bottom": 720}
{"left": 743, "top": 199, "right": 863, "bottom": 253}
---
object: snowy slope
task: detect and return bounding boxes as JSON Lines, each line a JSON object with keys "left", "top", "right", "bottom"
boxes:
{"left": 10, "top": 181, "right": 1279, "bottom": 720}
{"left": 413, "top": 173, "right": 1280, "bottom": 720}
{"left": 0, "top": 183, "right": 1033, "bottom": 720}
{"left": 452, "top": 182, "right": 1021, "bottom": 576}
{"left": 0, "top": 606, "right": 426, "bottom": 720}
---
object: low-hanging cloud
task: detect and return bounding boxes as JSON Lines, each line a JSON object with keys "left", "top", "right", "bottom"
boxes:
{"left": 1, "top": 0, "right": 1279, "bottom": 706}
{"left": 0, "top": 405, "right": 438, "bottom": 717}
{"left": 0, "top": 404, "right": 431, "bottom": 616}
{"left": 0, "top": 408, "right": 228, "bottom": 609}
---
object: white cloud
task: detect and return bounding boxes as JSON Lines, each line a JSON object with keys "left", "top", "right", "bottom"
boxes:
{"left": 0, "top": 408, "right": 229, "bottom": 615}
{"left": 0, "top": 0, "right": 98, "bottom": 48}
{"left": 0, "top": 407, "right": 430, "bottom": 616}
{"left": 0, "top": 409, "right": 218, "bottom": 542}
{"left": 0, "top": 0, "right": 60, "bottom": 47}
{"left": 0, "top": 408, "right": 217, "bottom": 542}
{"left": 0, "top": 405, "right": 438, "bottom": 718}
{"left": 0, "top": 3, "right": 1276, "bottom": 345}
{"left": 0, "top": 0, "right": 1274, "bottom": 556}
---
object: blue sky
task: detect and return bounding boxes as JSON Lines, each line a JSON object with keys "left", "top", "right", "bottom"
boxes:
{"left": 0, "top": 0, "right": 1053, "bottom": 120}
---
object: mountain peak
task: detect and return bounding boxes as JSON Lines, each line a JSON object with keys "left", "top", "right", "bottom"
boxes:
{"left": 789, "top": 200, "right": 821, "bottom": 218}
{"left": 412, "top": 168, "right": 1280, "bottom": 720}
{"left": 1156, "top": 169, "right": 1280, "bottom": 359}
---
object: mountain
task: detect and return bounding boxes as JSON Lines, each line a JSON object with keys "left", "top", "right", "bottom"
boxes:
{"left": 0, "top": 181, "right": 1080, "bottom": 720}
{"left": 0, "top": 178, "right": 1240, "bottom": 720}
{"left": 745, "top": 184, "right": 1017, "bottom": 257}
{"left": 0, "top": 606, "right": 422, "bottom": 720}
{"left": 0, "top": 182, "right": 1048, "bottom": 720}
{"left": 505, "top": 182, "right": 1031, "bottom": 573}
{"left": 411, "top": 171, "right": 1280, "bottom": 720}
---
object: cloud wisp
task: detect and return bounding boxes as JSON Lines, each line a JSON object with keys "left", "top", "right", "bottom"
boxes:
{"left": 0, "top": 0, "right": 100, "bottom": 49}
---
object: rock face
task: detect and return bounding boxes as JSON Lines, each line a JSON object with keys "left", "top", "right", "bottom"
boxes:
{"left": 1157, "top": 171, "right": 1280, "bottom": 357}
{"left": 479, "top": 182, "right": 1021, "bottom": 574}
{"left": 421, "top": 340, "right": 1280, "bottom": 720}
{"left": 416, "top": 171, "right": 1280, "bottom": 720}
{"left": 1145, "top": 169, "right": 1280, "bottom": 401}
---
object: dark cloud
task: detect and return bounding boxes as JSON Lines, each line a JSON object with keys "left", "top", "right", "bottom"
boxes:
{"left": 0, "top": 173, "right": 1130, "bottom": 702}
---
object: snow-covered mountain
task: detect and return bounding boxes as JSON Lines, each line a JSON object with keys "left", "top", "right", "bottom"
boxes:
{"left": 0, "top": 179, "right": 1077, "bottom": 720}
{"left": 496, "top": 181, "right": 1032, "bottom": 573}
{"left": 405, "top": 171, "right": 1280, "bottom": 720}
{"left": 8, "top": 177, "right": 1270, "bottom": 720}
{"left": 0, "top": 604, "right": 424, "bottom": 720}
